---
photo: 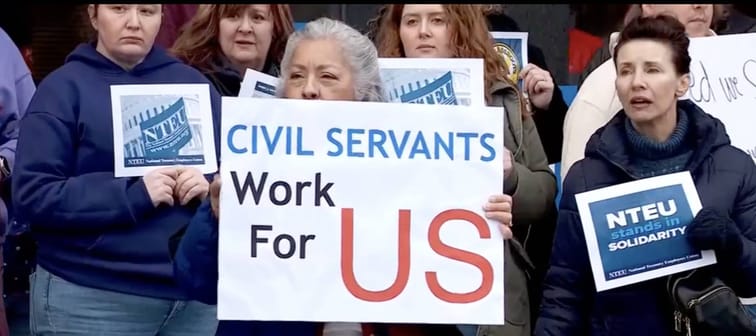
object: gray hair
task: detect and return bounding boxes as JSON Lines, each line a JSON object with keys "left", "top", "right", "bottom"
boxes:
{"left": 277, "top": 17, "right": 387, "bottom": 102}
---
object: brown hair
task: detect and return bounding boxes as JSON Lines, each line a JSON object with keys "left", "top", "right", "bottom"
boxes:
{"left": 374, "top": 4, "right": 522, "bottom": 109}
{"left": 614, "top": 14, "right": 691, "bottom": 75}
{"left": 171, "top": 4, "right": 294, "bottom": 73}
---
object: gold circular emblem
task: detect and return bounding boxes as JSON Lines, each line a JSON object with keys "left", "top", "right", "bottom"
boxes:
{"left": 494, "top": 42, "right": 520, "bottom": 83}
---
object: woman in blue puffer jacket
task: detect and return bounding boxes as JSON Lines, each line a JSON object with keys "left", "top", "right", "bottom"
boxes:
{"left": 535, "top": 15, "right": 756, "bottom": 336}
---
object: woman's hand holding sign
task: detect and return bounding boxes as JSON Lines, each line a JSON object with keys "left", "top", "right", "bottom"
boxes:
{"left": 175, "top": 166, "right": 210, "bottom": 205}
{"left": 687, "top": 207, "right": 745, "bottom": 263}
{"left": 485, "top": 194, "right": 513, "bottom": 240}
{"left": 144, "top": 167, "right": 179, "bottom": 207}
{"left": 520, "top": 63, "right": 555, "bottom": 110}
{"left": 210, "top": 174, "right": 221, "bottom": 219}
{"left": 143, "top": 166, "right": 210, "bottom": 208}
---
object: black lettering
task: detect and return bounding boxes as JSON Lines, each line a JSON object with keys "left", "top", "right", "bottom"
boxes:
{"left": 232, "top": 171, "right": 335, "bottom": 207}
{"left": 299, "top": 234, "right": 316, "bottom": 259}
{"left": 274, "top": 234, "right": 296, "bottom": 258}
{"left": 719, "top": 76, "right": 744, "bottom": 102}
{"left": 743, "top": 59, "right": 756, "bottom": 90}
{"left": 251, "top": 225, "right": 272, "bottom": 258}
{"left": 314, "top": 172, "right": 335, "bottom": 206}
{"left": 231, "top": 171, "right": 267, "bottom": 205}
{"left": 269, "top": 181, "right": 292, "bottom": 206}
{"left": 689, "top": 61, "right": 716, "bottom": 103}
{"left": 295, "top": 181, "right": 312, "bottom": 206}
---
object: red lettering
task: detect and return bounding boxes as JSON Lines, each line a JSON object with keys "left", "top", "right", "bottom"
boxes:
{"left": 340, "top": 208, "right": 411, "bottom": 302}
{"left": 425, "top": 209, "right": 494, "bottom": 303}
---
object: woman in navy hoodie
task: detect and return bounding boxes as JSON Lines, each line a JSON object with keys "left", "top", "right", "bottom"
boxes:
{"left": 13, "top": 4, "right": 221, "bottom": 335}
{"left": 173, "top": 17, "right": 517, "bottom": 336}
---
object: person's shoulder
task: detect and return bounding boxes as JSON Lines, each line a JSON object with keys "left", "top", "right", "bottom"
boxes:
{"left": 159, "top": 61, "right": 217, "bottom": 87}
{"left": 0, "top": 28, "right": 15, "bottom": 48}
{"left": 34, "top": 63, "right": 83, "bottom": 94}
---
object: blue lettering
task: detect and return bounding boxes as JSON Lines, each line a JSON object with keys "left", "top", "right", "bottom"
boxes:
{"left": 368, "top": 130, "right": 389, "bottom": 158}
{"left": 479, "top": 133, "right": 496, "bottom": 162}
{"left": 457, "top": 132, "right": 477, "bottom": 161}
{"left": 285, "top": 126, "right": 292, "bottom": 155}
{"left": 434, "top": 132, "right": 454, "bottom": 160}
{"left": 261, "top": 126, "right": 284, "bottom": 155}
{"left": 327, "top": 128, "right": 343, "bottom": 156}
{"left": 389, "top": 130, "right": 411, "bottom": 159}
{"left": 409, "top": 131, "right": 431, "bottom": 159}
{"left": 347, "top": 128, "right": 365, "bottom": 157}
{"left": 296, "top": 127, "right": 314, "bottom": 156}
{"left": 251, "top": 125, "right": 258, "bottom": 154}
{"left": 228, "top": 124, "right": 248, "bottom": 154}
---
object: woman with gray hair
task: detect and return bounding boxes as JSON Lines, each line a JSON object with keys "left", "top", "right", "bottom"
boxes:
{"left": 276, "top": 17, "right": 386, "bottom": 103}
{"left": 172, "top": 17, "right": 389, "bottom": 336}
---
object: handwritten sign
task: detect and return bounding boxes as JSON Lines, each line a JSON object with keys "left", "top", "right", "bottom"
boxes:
{"left": 576, "top": 172, "right": 716, "bottom": 292}
{"left": 217, "top": 97, "right": 505, "bottom": 324}
{"left": 685, "top": 33, "right": 756, "bottom": 161}
{"left": 111, "top": 84, "right": 217, "bottom": 177}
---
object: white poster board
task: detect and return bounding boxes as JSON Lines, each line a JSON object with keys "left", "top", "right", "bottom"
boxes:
{"left": 685, "top": 32, "right": 756, "bottom": 162}
{"left": 218, "top": 97, "right": 505, "bottom": 324}
{"left": 238, "top": 59, "right": 486, "bottom": 108}
{"left": 110, "top": 84, "right": 217, "bottom": 177}
{"left": 575, "top": 172, "right": 716, "bottom": 292}
{"left": 378, "top": 58, "right": 485, "bottom": 107}
{"left": 238, "top": 68, "right": 279, "bottom": 98}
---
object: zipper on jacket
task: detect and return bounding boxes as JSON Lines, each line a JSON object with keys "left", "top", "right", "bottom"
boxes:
{"left": 668, "top": 270, "right": 697, "bottom": 335}
{"left": 685, "top": 317, "right": 692, "bottom": 336}
{"left": 687, "top": 286, "right": 728, "bottom": 309}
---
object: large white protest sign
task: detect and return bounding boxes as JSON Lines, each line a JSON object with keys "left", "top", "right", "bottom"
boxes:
{"left": 218, "top": 97, "right": 505, "bottom": 324}
{"left": 238, "top": 68, "right": 279, "bottom": 98}
{"left": 685, "top": 33, "right": 756, "bottom": 162}
{"left": 379, "top": 58, "right": 485, "bottom": 107}
{"left": 576, "top": 172, "right": 716, "bottom": 292}
{"left": 111, "top": 84, "right": 217, "bottom": 177}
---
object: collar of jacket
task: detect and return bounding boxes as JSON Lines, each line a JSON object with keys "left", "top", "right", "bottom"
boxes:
{"left": 489, "top": 80, "right": 527, "bottom": 158}
{"left": 585, "top": 99, "right": 730, "bottom": 179}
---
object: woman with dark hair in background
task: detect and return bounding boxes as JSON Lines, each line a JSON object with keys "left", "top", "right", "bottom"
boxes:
{"left": 537, "top": 14, "right": 756, "bottom": 335}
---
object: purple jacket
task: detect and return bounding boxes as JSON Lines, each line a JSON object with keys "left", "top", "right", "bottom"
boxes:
{"left": 0, "top": 27, "right": 35, "bottom": 237}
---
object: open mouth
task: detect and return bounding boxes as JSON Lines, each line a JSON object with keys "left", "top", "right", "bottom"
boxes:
{"left": 630, "top": 97, "right": 652, "bottom": 108}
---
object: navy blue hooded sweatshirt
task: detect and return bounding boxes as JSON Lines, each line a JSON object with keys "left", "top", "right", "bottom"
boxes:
{"left": 12, "top": 43, "right": 221, "bottom": 300}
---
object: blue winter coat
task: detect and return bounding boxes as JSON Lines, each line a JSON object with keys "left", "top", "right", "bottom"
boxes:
{"left": 535, "top": 100, "right": 756, "bottom": 335}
